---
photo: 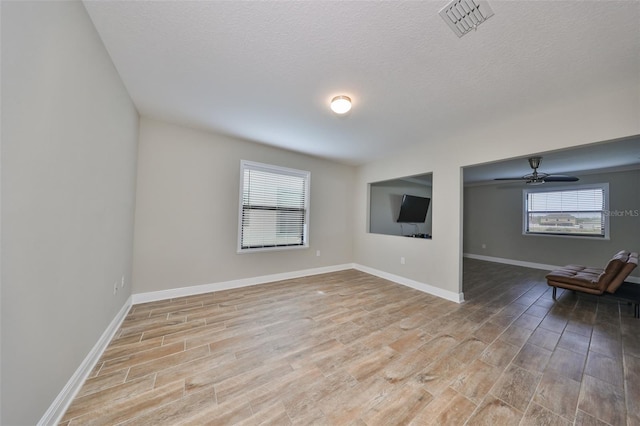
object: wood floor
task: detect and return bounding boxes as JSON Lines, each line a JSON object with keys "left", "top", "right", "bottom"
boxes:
{"left": 60, "top": 260, "right": 640, "bottom": 425}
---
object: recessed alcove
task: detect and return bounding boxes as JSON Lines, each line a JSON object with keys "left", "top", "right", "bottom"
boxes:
{"left": 368, "top": 173, "right": 433, "bottom": 238}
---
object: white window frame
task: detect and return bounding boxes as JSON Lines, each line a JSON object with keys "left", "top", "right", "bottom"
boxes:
{"left": 237, "top": 160, "right": 310, "bottom": 253}
{"left": 523, "top": 183, "right": 610, "bottom": 240}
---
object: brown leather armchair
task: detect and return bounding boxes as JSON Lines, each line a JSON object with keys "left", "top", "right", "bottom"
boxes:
{"left": 546, "top": 250, "right": 638, "bottom": 300}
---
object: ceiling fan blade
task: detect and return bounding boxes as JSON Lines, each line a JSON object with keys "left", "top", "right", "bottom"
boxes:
{"left": 494, "top": 177, "right": 526, "bottom": 181}
{"left": 543, "top": 175, "right": 579, "bottom": 182}
{"left": 492, "top": 156, "right": 579, "bottom": 183}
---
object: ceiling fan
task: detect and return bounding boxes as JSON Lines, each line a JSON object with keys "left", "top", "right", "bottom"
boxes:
{"left": 494, "top": 156, "right": 579, "bottom": 185}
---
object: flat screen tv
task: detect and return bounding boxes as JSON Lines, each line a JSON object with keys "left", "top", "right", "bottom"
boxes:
{"left": 397, "top": 194, "right": 430, "bottom": 223}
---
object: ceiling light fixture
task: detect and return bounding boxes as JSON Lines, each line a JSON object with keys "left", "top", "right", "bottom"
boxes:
{"left": 330, "top": 96, "right": 352, "bottom": 114}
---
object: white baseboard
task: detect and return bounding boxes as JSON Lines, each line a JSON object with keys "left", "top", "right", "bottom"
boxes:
{"left": 353, "top": 263, "right": 464, "bottom": 303}
{"left": 37, "top": 254, "right": 637, "bottom": 425}
{"left": 38, "top": 261, "right": 469, "bottom": 425}
{"left": 132, "top": 263, "right": 466, "bottom": 306}
{"left": 131, "top": 264, "right": 354, "bottom": 304}
{"left": 463, "top": 253, "right": 640, "bottom": 284}
{"left": 463, "top": 253, "right": 561, "bottom": 271}
{"left": 39, "top": 296, "right": 133, "bottom": 426}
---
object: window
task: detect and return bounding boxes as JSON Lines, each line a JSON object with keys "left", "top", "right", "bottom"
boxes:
{"left": 238, "top": 160, "right": 310, "bottom": 252}
{"left": 523, "top": 183, "right": 609, "bottom": 238}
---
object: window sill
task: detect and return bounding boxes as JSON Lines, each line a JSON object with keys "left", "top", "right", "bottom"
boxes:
{"left": 237, "top": 244, "right": 309, "bottom": 254}
{"left": 522, "top": 232, "right": 610, "bottom": 241}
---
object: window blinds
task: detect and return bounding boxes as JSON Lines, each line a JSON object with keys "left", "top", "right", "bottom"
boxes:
{"left": 525, "top": 186, "right": 606, "bottom": 237}
{"left": 240, "top": 162, "right": 309, "bottom": 250}
{"left": 527, "top": 188, "right": 604, "bottom": 213}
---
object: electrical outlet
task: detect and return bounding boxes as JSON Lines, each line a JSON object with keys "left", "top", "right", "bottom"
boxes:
{"left": 113, "top": 282, "right": 118, "bottom": 295}
{"left": 316, "top": 250, "right": 321, "bottom": 257}
{"left": 482, "top": 244, "right": 487, "bottom": 249}
{"left": 121, "top": 275, "right": 125, "bottom": 288}
{"left": 400, "top": 257, "right": 406, "bottom": 265}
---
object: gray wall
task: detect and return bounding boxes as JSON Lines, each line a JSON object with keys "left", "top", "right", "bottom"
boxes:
{"left": 132, "top": 118, "right": 355, "bottom": 294}
{"left": 1, "top": 2, "right": 139, "bottom": 424}
{"left": 463, "top": 169, "right": 640, "bottom": 278}
{"left": 370, "top": 181, "right": 432, "bottom": 237}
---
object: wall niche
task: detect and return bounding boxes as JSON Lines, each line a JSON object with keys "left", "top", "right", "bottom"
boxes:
{"left": 369, "top": 173, "right": 432, "bottom": 238}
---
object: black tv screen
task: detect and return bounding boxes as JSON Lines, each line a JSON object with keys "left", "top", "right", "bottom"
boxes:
{"left": 397, "top": 194, "right": 430, "bottom": 223}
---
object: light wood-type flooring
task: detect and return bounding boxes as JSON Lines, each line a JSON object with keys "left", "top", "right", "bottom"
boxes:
{"left": 61, "top": 260, "right": 640, "bottom": 425}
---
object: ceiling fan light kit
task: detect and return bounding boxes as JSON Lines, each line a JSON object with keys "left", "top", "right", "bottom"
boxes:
{"left": 528, "top": 156, "right": 541, "bottom": 170}
{"left": 494, "top": 156, "right": 579, "bottom": 185}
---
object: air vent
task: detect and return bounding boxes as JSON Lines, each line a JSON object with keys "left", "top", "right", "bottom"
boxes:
{"left": 439, "top": 0, "right": 494, "bottom": 38}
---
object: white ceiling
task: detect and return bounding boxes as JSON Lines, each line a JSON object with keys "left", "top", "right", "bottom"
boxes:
{"left": 83, "top": 1, "right": 640, "bottom": 168}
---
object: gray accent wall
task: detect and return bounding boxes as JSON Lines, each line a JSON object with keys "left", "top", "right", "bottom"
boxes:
{"left": 1, "top": 2, "right": 139, "bottom": 424}
{"left": 463, "top": 169, "right": 640, "bottom": 278}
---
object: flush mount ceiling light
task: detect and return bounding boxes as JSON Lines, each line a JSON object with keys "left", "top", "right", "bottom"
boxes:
{"left": 439, "top": 0, "right": 494, "bottom": 38}
{"left": 330, "top": 96, "right": 352, "bottom": 114}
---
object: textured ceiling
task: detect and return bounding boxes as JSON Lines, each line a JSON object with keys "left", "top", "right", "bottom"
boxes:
{"left": 83, "top": 1, "right": 640, "bottom": 166}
